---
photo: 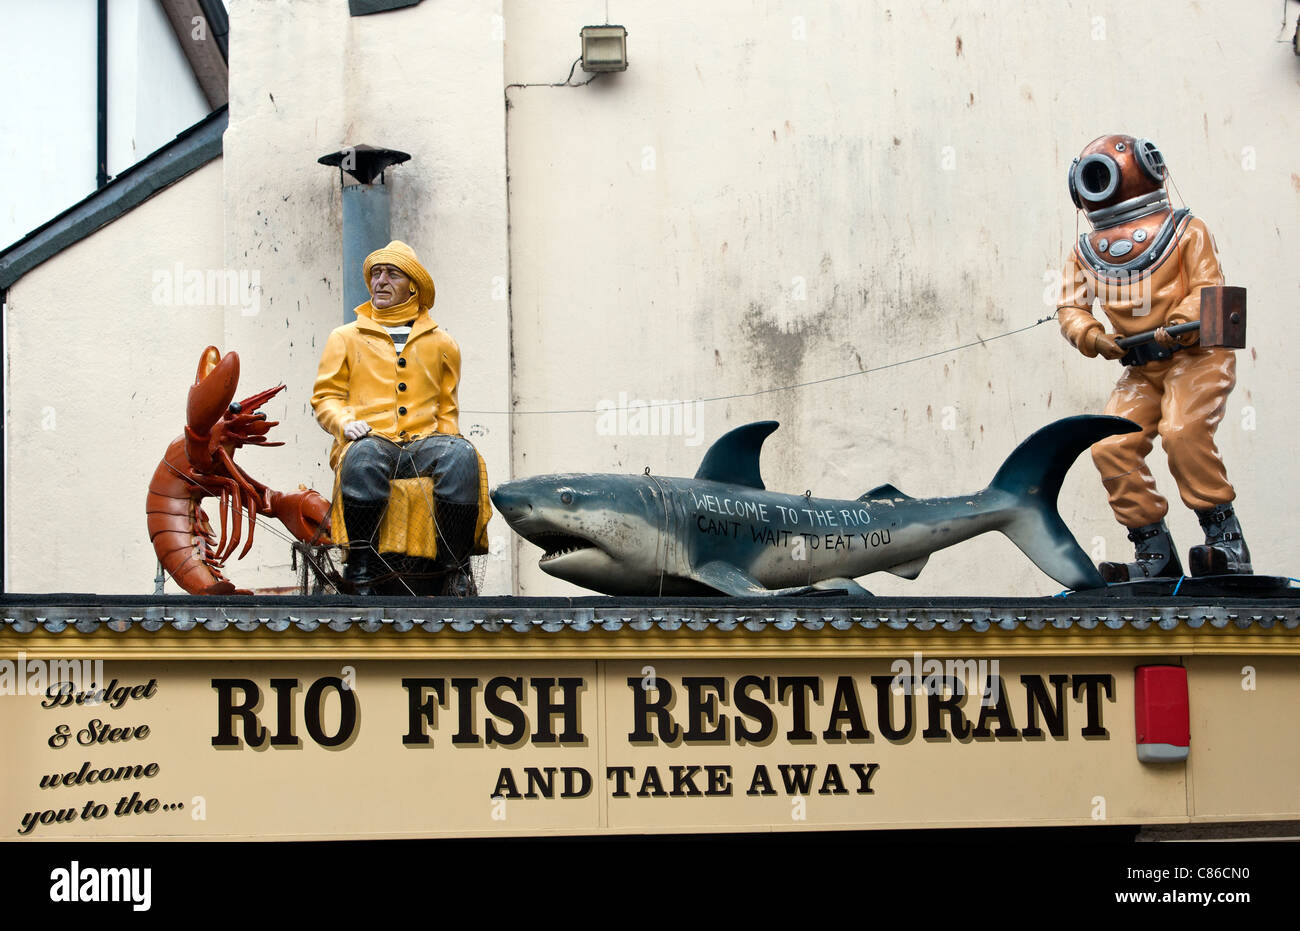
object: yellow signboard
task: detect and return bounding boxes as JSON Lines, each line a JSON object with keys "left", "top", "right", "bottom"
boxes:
{"left": 6, "top": 654, "right": 1297, "bottom": 839}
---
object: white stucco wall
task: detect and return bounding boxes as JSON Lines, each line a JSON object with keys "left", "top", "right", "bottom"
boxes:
{"left": 504, "top": 0, "right": 1300, "bottom": 596}
{"left": 4, "top": 160, "right": 225, "bottom": 593}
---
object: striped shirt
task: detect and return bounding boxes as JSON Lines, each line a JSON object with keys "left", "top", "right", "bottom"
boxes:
{"left": 382, "top": 321, "right": 414, "bottom": 354}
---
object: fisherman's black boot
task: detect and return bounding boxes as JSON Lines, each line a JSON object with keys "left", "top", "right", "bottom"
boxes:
{"left": 1099, "top": 521, "right": 1184, "bottom": 583}
{"left": 434, "top": 498, "right": 479, "bottom": 597}
{"left": 342, "top": 498, "right": 387, "bottom": 595}
{"left": 1188, "top": 504, "right": 1252, "bottom": 576}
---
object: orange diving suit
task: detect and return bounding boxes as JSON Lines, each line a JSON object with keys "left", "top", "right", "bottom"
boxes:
{"left": 1057, "top": 133, "right": 1250, "bottom": 581}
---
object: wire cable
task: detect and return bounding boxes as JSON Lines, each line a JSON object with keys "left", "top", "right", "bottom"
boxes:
{"left": 506, "top": 58, "right": 601, "bottom": 91}
{"left": 463, "top": 313, "right": 1060, "bottom": 415}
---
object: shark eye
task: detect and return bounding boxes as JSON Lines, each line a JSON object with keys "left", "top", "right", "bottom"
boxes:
{"left": 560, "top": 491, "right": 573, "bottom": 505}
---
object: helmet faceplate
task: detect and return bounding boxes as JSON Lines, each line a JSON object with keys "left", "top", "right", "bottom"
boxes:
{"left": 1068, "top": 134, "right": 1167, "bottom": 211}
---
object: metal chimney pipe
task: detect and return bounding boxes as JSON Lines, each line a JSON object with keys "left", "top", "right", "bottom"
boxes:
{"left": 318, "top": 145, "right": 411, "bottom": 323}
{"left": 339, "top": 183, "right": 390, "bottom": 323}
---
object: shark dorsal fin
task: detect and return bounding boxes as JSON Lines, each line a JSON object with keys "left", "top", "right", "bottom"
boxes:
{"left": 860, "top": 482, "right": 912, "bottom": 501}
{"left": 694, "top": 421, "right": 779, "bottom": 489}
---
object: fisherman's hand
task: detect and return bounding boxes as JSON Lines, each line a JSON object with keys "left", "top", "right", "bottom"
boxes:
{"left": 342, "top": 420, "right": 372, "bottom": 441}
{"left": 1153, "top": 327, "right": 1176, "bottom": 349}
{"left": 1090, "top": 330, "right": 1126, "bottom": 361}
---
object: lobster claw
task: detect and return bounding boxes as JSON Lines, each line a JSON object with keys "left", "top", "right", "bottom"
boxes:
{"left": 187, "top": 346, "right": 240, "bottom": 434}
{"left": 270, "top": 489, "right": 333, "bottom": 544}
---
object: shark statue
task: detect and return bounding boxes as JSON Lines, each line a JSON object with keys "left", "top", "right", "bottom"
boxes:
{"left": 490, "top": 415, "right": 1138, "bottom": 596}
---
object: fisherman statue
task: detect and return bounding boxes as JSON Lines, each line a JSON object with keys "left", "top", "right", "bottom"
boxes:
{"left": 312, "top": 240, "right": 488, "bottom": 595}
{"left": 1057, "top": 134, "right": 1250, "bottom": 581}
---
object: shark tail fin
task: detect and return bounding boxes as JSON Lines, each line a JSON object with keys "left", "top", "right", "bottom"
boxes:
{"left": 988, "top": 415, "right": 1139, "bottom": 591}
{"left": 885, "top": 556, "right": 929, "bottom": 580}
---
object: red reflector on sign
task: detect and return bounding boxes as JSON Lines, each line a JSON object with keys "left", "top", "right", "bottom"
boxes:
{"left": 1134, "top": 665, "right": 1190, "bottom": 763}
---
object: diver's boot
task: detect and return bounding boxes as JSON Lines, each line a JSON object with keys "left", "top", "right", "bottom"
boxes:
{"left": 341, "top": 498, "right": 386, "bottom": 596}
{"left": 1188, "top": 504, "right": 1253, "bottom": 576}
{"left": 434, "top": 498, "right": 479, "bottom": 597}
{"left": 1098, "top": 521, "right": 1184, "bottom": 583}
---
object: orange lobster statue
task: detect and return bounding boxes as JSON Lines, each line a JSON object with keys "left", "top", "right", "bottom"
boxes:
{"left": 147, "top": 346, "right": 332, "bottom": 594}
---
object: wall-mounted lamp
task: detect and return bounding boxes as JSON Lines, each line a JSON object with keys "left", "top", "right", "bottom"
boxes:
{"left": 580, "top": 25, "right": 628, "bottom": 73}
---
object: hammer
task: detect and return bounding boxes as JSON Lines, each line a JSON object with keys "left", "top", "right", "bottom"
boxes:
{"left": 1116, "top": 285, "right": 1247, "bottom": 350}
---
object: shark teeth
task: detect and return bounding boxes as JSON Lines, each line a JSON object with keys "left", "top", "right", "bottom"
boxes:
{"left": 532, "top": 532, "right": 597, "bottom": 562}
